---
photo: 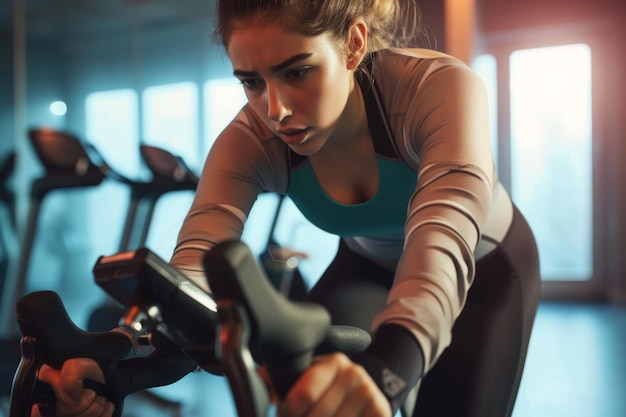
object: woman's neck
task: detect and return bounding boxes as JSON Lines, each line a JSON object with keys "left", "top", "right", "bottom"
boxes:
{"left": 317, "top": 78, "right": 369, "bottom": 157}
{"left": 307, "top": 80, "right": 379, "bottom": 205}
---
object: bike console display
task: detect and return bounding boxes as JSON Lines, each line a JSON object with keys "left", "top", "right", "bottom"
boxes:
{"left": 93, "top": 248, "right": 220, "bottom": 371}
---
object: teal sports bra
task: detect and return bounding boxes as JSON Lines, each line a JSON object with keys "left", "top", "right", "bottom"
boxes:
{"left": 287, "top": 157, "right": 416, "bottom": 237}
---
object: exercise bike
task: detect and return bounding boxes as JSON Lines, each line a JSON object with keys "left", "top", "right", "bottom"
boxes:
{"left": 8, "top": 240, "right": 371, "bottom": 417}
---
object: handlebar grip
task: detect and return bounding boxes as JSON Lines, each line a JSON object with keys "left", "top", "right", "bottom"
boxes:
{"left": 16, "top": 291, "right": 134, "bottom": 364}
{"left": 204, "top": 240, "right": 331, "bottom": 398}
{"left": 9, "top": 291, "right": 134, "bottom": 417}
{"left": 204, "top": 240, "right": 373, "bottom": 417}
{"left": 318, "top": 325, "right": 372, "bottom": 356}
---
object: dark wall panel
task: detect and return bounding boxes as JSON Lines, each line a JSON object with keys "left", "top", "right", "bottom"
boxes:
{"left": 479, "top": 0, "right": 624, "bottom": 33}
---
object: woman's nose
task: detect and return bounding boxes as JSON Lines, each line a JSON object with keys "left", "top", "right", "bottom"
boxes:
{"left": 266, "top": 83, "right": 291, "bottom": 122}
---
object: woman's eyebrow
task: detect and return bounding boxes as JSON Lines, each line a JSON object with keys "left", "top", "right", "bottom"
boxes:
{"left": 233, "top": 52, "right": 313, "bottom": 77}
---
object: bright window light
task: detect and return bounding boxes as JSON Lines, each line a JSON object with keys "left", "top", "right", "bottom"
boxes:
{"left": 85, "top": 88, "right": 140, "bottom": 177}
{"left": 84, "top": 88, "right": 140, "bottom": 248}
{"left": 203, "top": 78, "right": 247, "bottom": 152}
{"left": 142, "top": 82, "right": 199, "bottom": 257}
{"left": 143, "top": 82, "right": 199, "bottom": 170}
{"left": 510, "top": 43, "right": 593, "bottom": 280}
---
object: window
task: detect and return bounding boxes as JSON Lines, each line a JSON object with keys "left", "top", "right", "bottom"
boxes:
{"left": 85, "top": 89, "right": 139, "bottom": 251}
{"left": 85, "top": 89, "right": 140, "bottom": 177}
{"left": 203, "top": 78, "right": 247, "bottom": 152}
{"left": 143, "top": 82, "right": 200, "bottom": 170}
{"left": 142, "top": 82, "right": 200, "bottom": 257}
{"left": 509, "top": 44, "right": 593, "bottom": 280}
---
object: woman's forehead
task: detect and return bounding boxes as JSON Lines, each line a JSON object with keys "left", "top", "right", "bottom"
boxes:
{"left": 226, "top": 23, "right": 334, "bottom": 68}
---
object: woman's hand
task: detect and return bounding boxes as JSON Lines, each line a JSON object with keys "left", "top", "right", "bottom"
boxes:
{"left": 277, "top": 353, "right": 392, "bottom": 417}
{"left": 32, "top": 358, "right": 115, "bottom": 417}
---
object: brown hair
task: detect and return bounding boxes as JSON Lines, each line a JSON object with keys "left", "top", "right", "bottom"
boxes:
{"left": 214, "top": 0, "right": 425, "bottom": 53}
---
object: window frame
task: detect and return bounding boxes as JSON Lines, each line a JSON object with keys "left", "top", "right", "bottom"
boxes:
{"left": 478, "top": 24, "right": 615, "bottom": 301}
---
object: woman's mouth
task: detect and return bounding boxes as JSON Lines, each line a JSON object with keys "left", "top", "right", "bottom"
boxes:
{"left": 278, "top": 128, "right": 310, "bottom": 145}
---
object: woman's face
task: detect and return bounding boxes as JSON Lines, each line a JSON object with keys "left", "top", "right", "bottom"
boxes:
{"left": 226, "top": 19, "right": 358, "bottom": 156}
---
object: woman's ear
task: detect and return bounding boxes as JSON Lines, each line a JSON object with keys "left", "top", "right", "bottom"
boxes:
{"left": 346, "top": 18, "right": 368, "bottom": 70}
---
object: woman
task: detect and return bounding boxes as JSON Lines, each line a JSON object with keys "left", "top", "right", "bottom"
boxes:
{"left": 35, "top": 1, "right": 540, "bottom": 416}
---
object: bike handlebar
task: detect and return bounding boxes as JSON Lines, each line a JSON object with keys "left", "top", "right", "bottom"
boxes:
{"left": 10, "top": 291, "right": 133, "bottom": 417}
{"left": 204, "top": 240, "right": 371, "bottom": 416}
{"left": 9, "top": 242, "right": 371, "bottom": 417}
{"left": 205, "top": 240, "right": 330, "bottom": 397}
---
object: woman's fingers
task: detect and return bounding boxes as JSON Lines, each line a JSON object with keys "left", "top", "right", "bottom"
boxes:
{"left": 35, "top": 359, "right": 114, "bottom": 417}
{"left": 277, "top": 353, "right": 391, "bottom": 417}
{"left": 278, "top": 353, "right": 344, "bottom": 417}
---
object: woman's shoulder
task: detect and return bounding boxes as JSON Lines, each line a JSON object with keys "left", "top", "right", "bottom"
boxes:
{"left": 386, "top": 47, "right": 460, "bottom": 61}
{"left": 227, "top": 105, "right": 276, "bottom": 143}
{"left": 210, "top": 104, "right": 290, "bottom": 191}
{"left": 373, "top": 47, "right": 473, "bottom": 78}
{"left": 370, "top": 48, "right": 484, "bottom": 103}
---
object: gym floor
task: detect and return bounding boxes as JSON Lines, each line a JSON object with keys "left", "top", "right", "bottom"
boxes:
{"left": 512, "top": 302, "right": 626, "bottom": 417}
{"left": 114, "top": 301, "right": 626, "bottom": 417}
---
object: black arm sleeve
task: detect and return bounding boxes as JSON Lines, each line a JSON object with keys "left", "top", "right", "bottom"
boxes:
{"left": 352, "top": 323, "right": 424, "bottom": 414}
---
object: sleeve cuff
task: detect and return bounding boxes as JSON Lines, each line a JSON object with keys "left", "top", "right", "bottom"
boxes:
{"left": 352, "top": 323, "right": 424, "bottom": 414}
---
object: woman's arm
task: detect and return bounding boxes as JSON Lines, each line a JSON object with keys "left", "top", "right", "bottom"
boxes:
{"left": 373, "top": 52, "right": 494, "bottom": 373}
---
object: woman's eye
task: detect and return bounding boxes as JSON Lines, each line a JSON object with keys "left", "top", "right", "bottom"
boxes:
{"left": 286, "top": 68, "right": 309, "bottom": 80}
{"left": 240, "top": 79, "right": 261, "bottom": 89}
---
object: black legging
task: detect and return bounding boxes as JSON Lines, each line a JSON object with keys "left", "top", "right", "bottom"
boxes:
{"left": 307, "top": 205, "right": 540, "bottom": 417}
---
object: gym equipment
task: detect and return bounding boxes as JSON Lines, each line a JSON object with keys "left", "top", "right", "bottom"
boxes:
{"left": 0, "top": 152, "right": 16, "bottom": 228}
{"left": 0, "top": 129, "right": 200, "bottom": 337}
{"left": 0, "top": 130, "right": 107, "bottom": 338}
{"left": 204, "top": 240, "right": 371, "bottom": 416}
{"left": 258, "top": 194, "right": 308, "bottom": 301}
{"left": 0, "top": 129, "right": 193, "bottom": 413}
{"left": 9, "top": 242, "right": 371, "bottom": 417}
{"left": 0, "top": 152, "right": 20, "bottom": 400}
{"left": 117, "top": 144, "right": 198, "bottom": 253}
{"left": 79, "top": 141, "right": 201, "bottom": 412}
{"left": 10, "top": 248, "right": 218, "bottom": 417}
{"left": 0, "top": 151, "right": 16, "bottom": 295}
{"left": 0, "top": 129, "right": 111, "bottom": 403}
{"left": 87, "top": 144, "right": 199, "bottom": 333}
